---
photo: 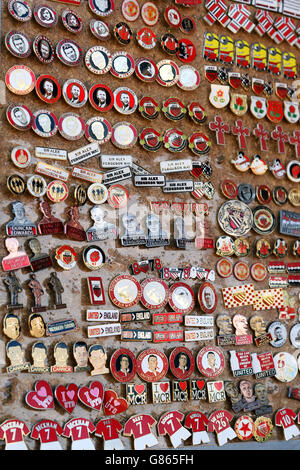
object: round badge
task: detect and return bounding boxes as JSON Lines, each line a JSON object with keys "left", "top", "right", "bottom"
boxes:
{"left": 56, "top": 39, "right": 83, "bottom": 67}
{"left": 187, "top": 102, "right": 207, "bottom": 124}
{"left": 32, "top": 110, "right": 58, "bottom": 137}
{"left": 234, "top": 237, "right": 251, "bottom": 257}
{"left": 196, "top": 346, "right": 225, "bottom": 378}
{"left": 290, "top": 323, "right": 300, "bottom": 348}
{"left": 235, "top": 416, "right": 254, "bottom": 441}
{"left": 82, "top": 245, "right": 105, "bottom": 270}
{"left": 156, "top": 60, "right": 179, "bottom": 87}
{"left": 89, "top": 84, "right": 114, "bottom": 112}
{"left": 268, "top": 321, "right": 287, "bottom": 348}
{"left": 288, "top": 188, "right": 300, "bottom": 207}
{"left": 110, "top": 348, "right": 137, "bottom": 383}
{"left": 140, "top": 278, "right": 169, "bottom": 310}
{"left": 111, "top": 122, "right": 138, "bottom": 149}
{"left": 218, "top": 200, "right": 253, "bottom": 237}
{"left": 251, "top": 262, "right": 267, "bottom": 282}
{"left": 141, "top": 2, "right": 159, "bottom": 26}
{"left": 88, "top": 0, "right": 115, "bottom": 16}
{"left": 87, "top": 183, "right": 108, "bottom": 204}
{"left": 216, "top": 236, "right": 235, "bottom": 257}
{"left": 252, "top": 206, "right": 276, "bottom": 235}
{"left": 33, "top": 4, "right": 58, "bottom": 28}
{"left": 111, "top": 51, "right": 135, "bottom": 78}
{"left": 177, "top": 65, "right": 200, "bottom": 91}
{"left": 27, "top": 175, "right": 47, "bottom": 197}
{"left": 5, "top": 30, "right": 32, "bottom": 58}
{"left": 7, "top": 175, "right": 26, "bottom": 196}
{"left": 121, "top": 0, "right": 139, "bottom": 21}
{"left": 109, "top": 275, "right": 141, "bottom": 308}
{"left": 238, "top": 183, "right": 255, "bottom": 204}
{"left": 163, "top": 128, "right": 187, "bottom": 152}
{"left": 162, "top": 98, "right": 186, "bottom": 121}
{"left": 62, "top": 79, "right": 88, "bottom": 108}
{"left": 198, "top": 282, "right": 217, "bottom": 314}
{"left": 272, "top": 186, "right": 288, "bottom": 206}
{"left": 11, "top": 146, "right": 31, "bottom": 168}
{"left": 55, "top": 245, "right": 77, "bottom": 270}
{"left": 136, "top": 349, "right": 168, "bottom": 383}
{"left": 5, "top": 65, "right": 35, "bottom": 95}
{"left": 254, "top": 417, "right": 273, "bottom": 442}
{"left": 33, "top": 35, "right": 55, "bottom": 64}
{"left": 47, "top": 180, "right": 68, "bottom": 203}
{"left": 35, "top": 75, "right": 61, "bottom": 105}
{"left": 62, "top": 9, "right": 83, "bottom": 34}
{"left": 136, "top": 27, "right": 156, "bottom": 49}
{"left": 139, "top": 128, "right": 162, "bottom": 151}
{"left": 177, "top": 38, "right": 196, "bottom": 63}
{"left": 274, "top": 352, "right": 298, "bottom": 382}
{"left": 8, "top": 0, "right": 32, "bottom": 22}
{"left": 168, "top": 282, "right": 195, "bottom": 314}
{"left": 135, "top": 58, "right": 158, "bottom": 83}
{"left": 216, "top": 258, "right": 233, "bottom": 278}
{"left": 58, "top": 113, "right": 85, "bottom": 141}
{"left": 161, "top": 33, "right": 179, "bottom": 55}
{"left": 256, "top": 185, "right": 272, "bottom": 204}
{"left": 90, "top": 19, "right": 110, "bottom": 40}
{"left": 169, "top": 347, "right": 194, "bottom": 380}
{"left": 113, "top": 22, "right": 133, "bottom": 45}
{"left": 287, "top": 160, "right": 300, "bottom": 183}
{"left": 138, "top": 96, "right": 160, "bottom": 120}
{"left": 256, "top": 238, "right": 272, "bottom": 258}
{"left": 6, "top": 104, "right": 33, "bottom": 131}
{"left": 85, "top": 116, "right": 112, "bottom": 144}
{"left": 221, "top": 180, "right": 238, "bottom": 199}
{"left": 233, "top": 261, "right": 250, "bottom": 281}
{"left": 180, "top": 17, "right": 196, "bottom": 34}
{"left": 113, "top": 87, "right": 138, "bottom": 115}
{"left": 74, "top": 184, "right": 88, "bottom": 206}
{"left": 188, "top": 133, "right": 211, "bottom": 156}
{"left": 107, "top": 184, "right": 129, "bottom": 209}
{"left": 85, "top": 46, "right": 112, "bottom": 75}
{"left": 164, "top": 6, "right": 181, "bottom": 28}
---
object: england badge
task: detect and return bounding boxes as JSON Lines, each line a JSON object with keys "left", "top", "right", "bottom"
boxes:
{"left": 250, "top": 96, "right": 267, "bottom": 119}
{"left": 284, "top": 101, "right": 300, "bottom": 124}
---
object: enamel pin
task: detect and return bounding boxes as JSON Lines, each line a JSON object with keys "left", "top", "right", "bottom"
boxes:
{"left": 123, "top": 414, "right": 158, "bottom": 450}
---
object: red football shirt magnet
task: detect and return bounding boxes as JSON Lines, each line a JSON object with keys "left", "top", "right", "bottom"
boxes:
{"left": 140, "top": 278, "right": 169, "bottom": 310}
{"left": 168, "top": 282, "right": 195, "bottom": 314}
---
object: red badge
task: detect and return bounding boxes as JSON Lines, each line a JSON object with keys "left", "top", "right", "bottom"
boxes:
{"left": 137, "top": 349, "right": 168, "bottom": 382}
{"left": 78, "top": 381, "right": 104, "bottom": 411}
{"left": 177, "top": 38, "right": 196, "bottom": 63}
{"left": 169, "top": 346, "right": 195, "bottom": 379}
{"left": 55, "top": 384, "right": 78, "bottom": 414}
{"left": 89, "top": 84, "right": 114, "bottom": 112}
{"left": 140, "top": 278, "right": 169, "bottom": 310}
{"left": 103, "top": 389, "right": 128, "bottom": 416}
{"left": 267, "top": 100, "right": 284, "bottom": 123}
{"left": 168, "top": 282, "right": 195, "bottom": 314}
{"left": 198, "top": 282, "right": 217, "bottom": 314}
{"left": 196, "top": 346, "right": 225, "bottom": 378}
{"left": 110, "top": 348, "right": 137, "bottom": 383}
{"left": 109, "top": 274, "right": 141, "bottom": 308}
{"left": 26, "top": 380, "right": 54, "bottom": 410}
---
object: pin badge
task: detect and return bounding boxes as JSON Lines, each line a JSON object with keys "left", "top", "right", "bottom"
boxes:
{"left": 135, "top": 58, "right": 158, "bottom": 83}
{"left": 156, "top": 60, "right": 179, "bottom": 87}
{"left": 2, "top": 238, "right": 30, "bottom": 271}
{"left": 137, "top": 349, "right": 169, "bottom": 382}
{"left": 85, "top": 46, "right": 112, "bottom": 75}
{"left": 6, "top": 201, "right": 37, "bottom": 237}
{"left": 114, "top": 22, "right": 133, "bottom": 45}
{"left": 109, "top": 275, "right": 142, "bottom": 308}
{"left": 8, "top": 0, "right": 32, "bottom": 22}
{"left": 5, "top": 65, "right": 35, "bottom": 95}
{"left": 177, "top": 65, "right": 200, "bottom": 91}
{"left": 7, "top": 175, "right": 26, "bottom": 196}
{"left": 113, "top": 87, "right": 138, "bottom": 115}
{"left": 58, "top": 113, "right": 85, "bottom": 140}
{"left": 121, "top": 0, "right": 139, "bottom": 21}
{"left": 141, "top": 2, "right": 159, "bottom": 26}
{"left": 88, "top": 0, "right": 115, "bottom": 16}
{"left": 111, "top": 51, "right": 135, "bottom": 78}
{"left": 33, "top": 35, "right": 55, "bottom": 64}
{"left": 5, "top": 30, "right": 32, "bottom": 58}
{"left": 35, "top": 75, "right": 61, "bottom": 105}
{"left": 63, "top": 79, "right": 88, "bottom": 108}
{"left": 33, "top": 4, "right": 58, "bottom": 28}
{"left": 32, "top": 109, "right": 58, "bottom": 137}
{"left": 56, "top": 39, "right": 83, "bottom": 66}
{"left": 110, "top": 348, "right": 137, "bottom": 383}
{"left": 90, "top": 19, "right": 110, "bottom": 41}
{"left": 89, "top": 84, "right": 114, "bottom": 112}
{"left": 138, "top": 96, "right": 160, "bottom": 119}
{"left": 111, "top": 122, "right": 138, "bottom": 149}
{"left": 196, "top": 346, "right": 225, "bottom": 378}
{"left": 62, "top": 9, "right": 83, "bottom": 33}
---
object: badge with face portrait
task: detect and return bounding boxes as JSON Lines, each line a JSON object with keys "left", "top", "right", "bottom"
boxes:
{"left": 36, "top": 75, "right": 61, "bottom": 105}
{"left": 6, "top": 201, "right": 37, "bottom": 237}
{"left": 2, "top": 237, "right": 31, "bottom": 272}
{"left": 198, "top": 282, "right": 217, "bottom": 314}
{"left": 113, "top": 87, "right": 138, "bottom": 115}
{"left": 3, "top": 313, "right": 21, "bottom": 340}
{"left": 169, "top": 347, "right": 194, "bottom": 379}
{"left": 88, "top": 344, "right": 109, "bottom": 376}
{"left": 34, "top": 4, "right": 58, "bottom": 28}
{"left": 62, "top": 9, "right": 83, "bottom": 34}
{"left": 85, "top": 46, "right": 112, "bottom": 75}
{"left": 8, "top": 0, "right": 32, "bottom": 22}
{"left": 86, "top": 206, "right": 117, "bottom": 242}
{"left": 56, "top": 39, "right": 83, "bottom": 67}
{"left": 30, "top": 342, "right": 50, "bottom": 373}
{"left": 63, "top": 79, "right": 88, "bottom": 108}
{"left": 5, "top": 30, "right": 32, "bottom": 58}
{"left": 6, "top": 340, "right": 30, "bottom": 373}
{"left": 33, "top": 35, "right": 55, "bottom": 64}
{"left": 111, "top": 51, "right": 135, "bottom": 79}
{"left": 28, "top": 312, "right": 46, "bottom": 338}
{"left": 89, "top": 84, "right": 114, "bottom": 112}
{"left": 58, "top": 113, "right": 85, "bottom": 141}
{"left": 51, "top": 342, "right": 73, "bottom": 373}
{"left": 110, "top": 348, "right": 137, "bottom": 383}
{"left": 137, "top": 349, "right": 168, "bottom": 382}
{"left": 135, "top": 58, "right": 158, "bottom": 83}
{"left": 5, "top": 65, "right": 35, "bottom": 95}
{"left": 32, "top": 110, "right": 58, "bottom": 138}
{"left": 196, "top": 346, "right": 225, "bottom": 378}
{"left": 88, "top": 0, "right": 115, "bottom": 17}
{"left": 156, "top": 59, "right": 179, "bottom": 87}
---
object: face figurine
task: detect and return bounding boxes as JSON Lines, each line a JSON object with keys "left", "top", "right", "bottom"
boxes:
{"left": 239, "top": 380, "right": 255, "bottom": 403}
{"left": 3, "top": 313, "right": 21, "bottom": 340}
{"left": 233, "top": 314, "right": 249, "bottom": 336}
{"left": 88, "top": 344, "right": 109, "bottom": 375}
{"left": 216, "top": 314, "right": 233, "bottom": 336}
{"left": 254, "top": 382, "right": 268, "bottom": 405}
{"left": 53, "top": 342, "right": 69, "bottom": 367}
{"left": 28, "top": 313, "right": 46, "bottom": 338}
{"left": 31, "top": 342, "right": 48, "bottom": 371}
{"left": 6, "top": 340, "right": 29, "bottom": 372}
{"left": 73, "top": 341, "right": 89, "bottom": 371}
{"left": 250, "top": 315, "right": 266, "bottom": 337}
{"left": 224, "top": 381, "right": 241, "bottom": 401}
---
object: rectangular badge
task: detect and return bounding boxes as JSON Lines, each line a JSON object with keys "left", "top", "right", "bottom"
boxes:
{"left": 184, "top": 315, "right": 214, "bottom": 327}
{"left": 152, "top": 382, "right": 171, "bottom": 404}
{"left": 190, "top": 379, "right": 207, "bottom": 400}
{"left": 279, "top": 210, "right": 300, "bottom": 238}
{"left": 252, "top": 352, "right": 276, "bottom": 379}
{"left": 163, "top": 180, "right": 194, "bottom": 193}
{"left": 222, "top": 284, "right": 255, "bottom": 309}
{"left": 126, "top": 383, "right": 148, "bottom": 405}
{"left": 130, "top": 162, "right": 151, "bottom": 175}
{"left": 253, "top": 288, "right": 284, "bottom": 310}
{"left": 153, "top": 330, "right": 184, "bottom": 343}
{"left": 68, "top": 143, "right": 100, "bottom": 165}
{"left": 160, "top": 159, "right": 193, "bottom": 174}
{"left": 134, "top": 175, "right": 166, "bottom": 187}
{"left": 71, "top": 166, "right": 103, "bottom": 183}
{"left": 87, "top": 323, "right": 121, "bottom": 338}
{"left": 101, "top": 154, "right": 132, "bottom": 168}
{"left": 120, "top": 310, "right": 151, "bottom": 322}
{"left": 121, "top": 329, "right": 153, "bottom": 341}
{"left": 86, "top": 310, "right": 119, "bottom": 322}
{"left": 87, "top": 277, "right": 105, "bottom": 305}
{"left": 35, "top": 147, "right": 67, "bottom": 161}
{"left": 152, "top": 312, "right": 183, "bottom": 325}
{"left": 172, "top": 380, "right": 189, "bottom": 402}
{"left": 35, "top": 162, "right": 70, "bottom": 182}
{"left": 103, "top": 167, "right": 132, "bottom": 185}
{"left": 184, "top": 329, "right": 214, "bottom": 342}
{"left": 46, "top": 318, "right": 79, "bottom": 336}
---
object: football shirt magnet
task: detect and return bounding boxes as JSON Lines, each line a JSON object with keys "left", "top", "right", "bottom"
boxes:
{"left": 5, "top": 31, "right": 32, "bottom": 59}
{"left": 7, "top": 175, "right": 26, "bottom": 196}
{"left": 141, "top": 2, "right": 159, "bottom": 26}
{"left": 33, "top": 35, "right": 55, "bottom": 64}
{"left": 47, "top": 180, "right": 68, "bottom": 203}
{"left": 136, "top": 27, "right": 156, "bottom": 49}
{"left": 27, "top": 175, "right": 47, "bottom": 198}
{"left": 5, "top": 65, "right": 35, "bottom": 95}
{"left": 113, "top": 87, "right": 138, "bottom": 115}
{"left": 135, "top": 58, "right": 158, "bottom": 83}
{"left": 140, "top": 278, "right": 169, "bottom": 310}
{"left": 11, "top": 146, "right": 31, "bottom": 168}
{"left": 162, "top": 98, "right": 186, "bottom": 121}
{"left": 87, "top": 183, "right": 108, "bottom": 204}
{"left": 156, "top": 60, "right": 179, "bottom": 87}
{"left": 32, "top": 110, "right": 58, "bottom": 137}
{"left": 139, "top": 128, "right": 162, "bottom": 152}
{"left": 286, "top": 161, "right": 300, "bottom": 183}
{"left": 111, "top": 52, "right": 135, "bottom": 78}
{"left": 58, "top": 113, "right": 85, "bottom": 141}
{"left": 85, "top": 46, "right": 112, "bottom": 75}
{"left": 218, "top": 200, "right": 253, "bottom": 237}
{"left": 85, "top": 116, "right": 112, "bottom": 144}
{"left": 109, "top": 275, "right": 142, "bottom": 309}
{"left": 138, "top": 97, "right": 160, "bottom": 120}
{"left": 215, "top": 236, "right": 235, "bottom": 257}
{"left": 56, "top": 39, "right": 83, "bottom": 67}
{"left": 82, "top": 245, "right": 105, "bottom": 270}
{"left": 63, "top": 79, "right": 88, "bottom": 108}
{"left": 252, "top": 206, "right": 276, "bottom": 235}
{"left": 61, "top": 9, "right": 83, "bottom": 34}
{"left": 164, "top": 6, "right": 181, "bottom": 28}
{"left": 88, "top": 0, "right": 115, "bottom": 16}
{"left": 8, "top": 0, "right": 32, "bottom": 22}
{"left": 33, "top": 4, "right": 58, "bottom": 28}
{"left": 163, "top": 129, "right": 187, "bottom": 152}
{"left": 177, "top": 38, "right": 196, "bottom": 63}
{"left": 89, "top": 84, "right": 114, "bottom": 112}
{"left": 161, "top": 33, "right": 179, "bottom": 55}
{"left": 6, "top": 104, "right": 33, "bottom": 131}
{"left": 177, "top": 66, "right": 200, "bottom": 91}
{"left": 90, "top": 19, "right": 110, "bottom": 41}
{"left": 121, "top": 0, "right": 139, "bottom": 21}
{"left": 114, "top": 22, "right": 133, "bottom": 45}
{"left": 107, "top": 185, "right": 129, "bottom": 209}
{"left": 35, "top": 75, "right": 61, "bottom": 105}
{"left": 111, "top": 122, "right": 137, "bottom": 149}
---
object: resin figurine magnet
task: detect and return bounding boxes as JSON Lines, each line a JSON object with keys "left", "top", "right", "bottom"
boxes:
{"left": 48, "top": 272, "right": 66, "bottom": 309}
{"left": 3, "top": 271, "right": 23, "bottom": 308}
{"left": 2, "top": 237, "right": 30, "bottom": 271}
{"left": 6, "top": 201, "right": 37, "bottom": 237}
{"left": 28, "top": 274, "right": 47, "bottom": 313}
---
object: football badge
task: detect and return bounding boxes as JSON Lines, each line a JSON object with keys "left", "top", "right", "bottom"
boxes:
{"left": 209, "top": 84, "right": 230, "bottom": 109}
{"left": 284, "top": 101, "right": 300, "bottom": 124}
{"left": 230, "top": 94, "right": 248, "bottom": 116}
{"left": 250, "top": 96, "right": 267, "bottom": 119}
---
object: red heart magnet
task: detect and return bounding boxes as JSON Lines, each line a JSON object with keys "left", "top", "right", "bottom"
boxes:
{"left": 103, "top": 389, "right": 128, "bottom": 416}
{"left": 78, "top": 381, "right": 104, "bottom": 411}
{"left": 55, "top": 384, "right": 78, "bottom": 414}
{"left": 25, "top": 380, "right": 54, "bottom": 410}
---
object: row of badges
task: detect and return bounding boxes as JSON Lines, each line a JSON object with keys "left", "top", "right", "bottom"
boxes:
{"left": 203, "top": 32, "right": 297, "bottom": 78}
{"left": 229, "top": 0, "right": 300, "bottom": 20}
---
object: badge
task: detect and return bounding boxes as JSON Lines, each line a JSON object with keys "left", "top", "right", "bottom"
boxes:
{"left": 58, "top": 113, "right": 85, "bottom": 140}
{"left": 289, "top": 188, "right": 300, "bottom": 208}
{"left": 269, "top": 158, "right": 286, "bottom": 179}
{"left": 27, "top": 175, "right": 47, "bottom": 198}
{"left": 140, "top": 278, "right": 169, "bottom": 310}
{"left": 219, "top": 35, "right": 234, "bottom": 65}
{"left": 123, "top": 414, "right": 158, "bottom": 450}
{"left": 77, "top": 381, "right": 103, "bottom": 411}
{"left": 253, "top": 416, "right": 273, "bottom": 442}
{"left": 85, "top": 46, "right": 112, "bottom": 74}
{"left": 274, "top": 352, "right": 298, "bottom": 382}
{"left": 110, "top": 348, "right": 137, "bottom": 383}
{"left": 217, "top": 67, "right": 228, "bottom": 85}
{"left": 6, "top": 340, "right": 30, "bottom": 373}
{"left": 209, "top": 115, "right": 230, "bottom": 145}
{"left": 203, "top": 32, "right": 219, "bottom": 61}
{"left": 2, "top": 238, "right": 31, "bottom": 271}
{"left": 161, "top": 33, "right": 178, "bottom": 55}
{"left": 89, "top": 84, "right": 114, "bottom": 113}
{"left": 250, "top": 155, "right": 268, "bottom": 175}
{"left": 156, "top": 60, "right": 179, "bottom": 87}
{"left": 250, "top": 96, "right": 267, "bottom": 119}
{"left": 216, "top": 315, "right": 235, "bottom": 346}
{"left": 56, "top": 39, "right": 82, "bottom": 66}
{"left": 25, "top": 381, "right": 53, "bottom": 409}
{"left": 168, "top": 282, "right": 195, "bottom": 314}
{"left": 164, "top": 6, "right": 181, "bottom": 27}
{"left": 113, "top": 87, "right": 138, "bottom": 115}
{"left": 289, "top": 131, "right": 300, "bottom": 159}
{"left": 272, "top": 186, "right": 288, "bottom": 207}
{"left": 169, "top": 347, "right": 194, "bottom": 380}
{"left": 268, "top": 321, "right": 287, "bottom": 348}
{"left": 253, "top": 288, "right": 284, "bottom": 312}
{"left": 33, "top": 34, "right": 55, "bottom": 64}
{"left": 88, "top": 0, "right": 114, "bottom": 16}
{"left": 236, "top": 40, "right": 250, "bottom": 67}
{"left": 216, "top": 258, "right": 233, "bottom": 278}
{"left": 271, "top": 125, "right": 289, "bottom": 154}
{"left": 96, "top": 417, "right": 124, "bottom": 450}
{"left": 35, "top": 75, "right": 61, "bottom": 105}
{"left": 121, "top": 0, "right": 139, "bottom": 21}
{"left": 180, "top": 16, "right": 195, "bottom": 34}
{"left": 267, "top": 100, "right": 284, "bottom": 123}
{"left": 33, "top": 3, "right": 58, "bottom": 28}
{"left": 29, "top": 342, "right": 50, "bottom": 373}
{"left": 32, "top": 109, "right": 58, "bottom": 137}
{"left": 10, "top": 146, "right": 31, "bottom": 169}
{"left": 151, "top": 382, "right": 171, "bottom": 404}
{"left": 111, "top": 51, "right": 135, "bottom": 79}
{"left": 218, "top": 200, "right": 253, "bottom": 237}
{"left": 250, "top": 262, "right": 267, "bottom": 282}
{"left": 109, "top": 275, "right": 141, "bottom": 308}
{"left": 8, "top": 0, "right": 32, "bottom": 22}
{"left": 176, "top": 65, "right": 200, "bottom": 92}
{"left": 216, "top": 236, "right": 235, "bottom": 257}
{"left": 209, "top": 84, "right": 230, "bottom": 109}
{"left": 3, "top": 312, "right": 21, "bottom": 340}
{"left": 273, "top": 238, "right": 288, "bottom": 258}
{"left": 162, "top": 98, "right": 186, "bottom": 121}
{"left": 282, "top": 51, "right": 297, "bottom": 79}
{"left": 136, "top": 349, "right": 168, "bottom": 382}
{"left": 28, "top": 311, "right": 46, "bottom": 337}
{"left": 55, "top": 384, "right": 78, "bottom": 415}
{"left": 252, "top": 206, "right": 276, "bottom": 235}
{"left": 87, "top": 276, "right": 105, "bottom": 305}
{"left": 82, "top": 245, "right": 105, "bottom": 270}
{"left": 114, "top": 22, "right": 133, "bottom": 45}
{"left": 177, "top": 38, "right": 196, "bottom": 63}
{"left": 55, "top": 245, "right": 77, "bottom": 270}
{"left": 62, "top": 9, "right": 82, "bottom": 33}
{"left": 5, "top": 65, "right": 35, "bottom": 95}
{"left": 141, "top": 2, "right": 159, "bottom": 26}
{"left": 36, "top": 161, "right": 69, "bottom": 182}
{"left": 5, "top": 30, "right": 32, "bottom": 58}
{"left": 237, "top": 183, "right": 255, "bottom": 204}
{"left": 196, "top": 346, "right": 225, "bottom": 378}
{"left": 233, "top": 261, "right": 249, "bottom": 281}
{"left": 88, "top": 322, "right": 121, "bottom": 339}
{"left": 135, "top": 58, "right": 158, "bottom": 83}
{"left": 287, "top": 160, "right": 300, "bottom": 183}
{"left": 187, "top": 102, "right": 206, "bottom": 125}
{"left": 235, "top": 416, "right": 254, "bottom": 441}
{"left": 205, "top": 65, "right": 218, "bottom": 83}
{"left": 6, "top": 201, "right": 37, "bottom": 237}
{"left": 120, "top": 213, "right": 146, "bottom": 247}
{"left": 255, "top": 238, "right": 272, "bottom": 259}
{"left": 275, "top": 408, "right": 300, "bottom": 441}
{"left": 284, "top": 101, "right": 300, "bottom": 123}
{"left": 106, "top": 184, "right": 128, "bottom": 209}
{"left": 163, "top": 128, "right": 187, "bottom": 152}
{"left": 7, "top": 174, "right": 25, "bottom": 196}
{"left": 64, "top": 206, "right": 85, "bottom": 241}
{"left": 90, "top": 19, "right": 110, "bottom": 40}
{"left": 3, "top": 272, "right": 23, "bottom": 309}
